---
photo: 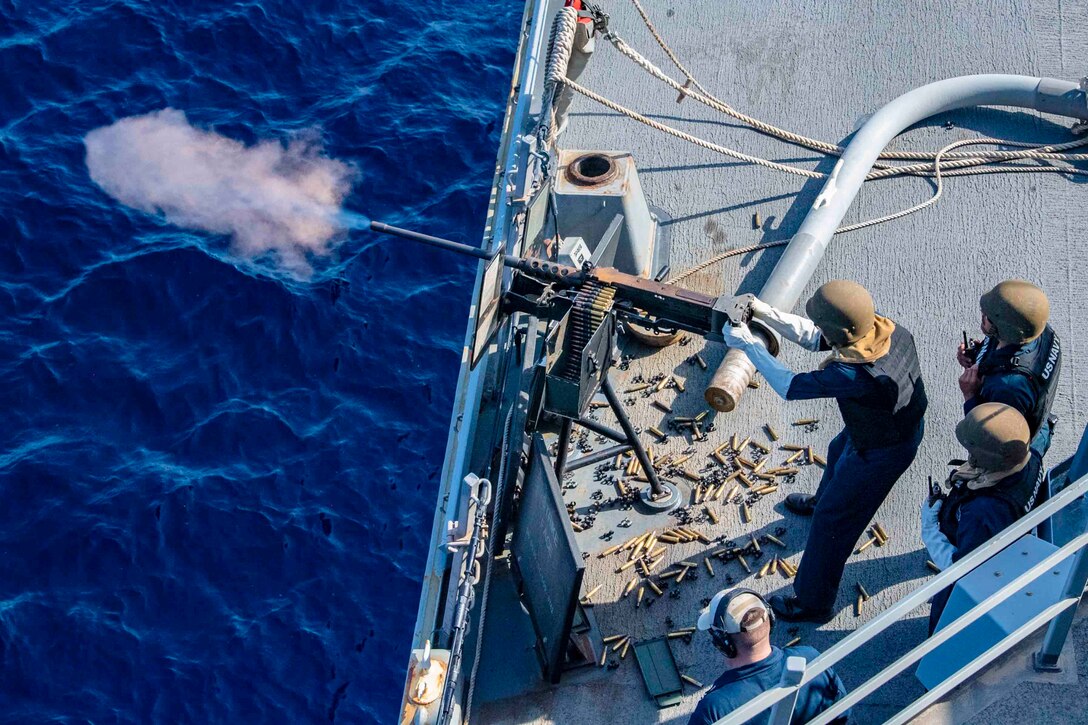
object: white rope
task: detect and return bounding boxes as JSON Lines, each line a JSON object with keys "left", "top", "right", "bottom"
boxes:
{"left": 538, "top": 6, "right": 579, "bottom": 145}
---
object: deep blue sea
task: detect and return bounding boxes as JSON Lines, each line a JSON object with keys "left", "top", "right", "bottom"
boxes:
{"left": 0, "top": 2, "right": 519, "bottom": 722}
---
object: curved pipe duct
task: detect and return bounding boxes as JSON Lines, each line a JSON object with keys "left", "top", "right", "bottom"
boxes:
{"left": 706, "top": 74, "right": 1088, "bottom": 412}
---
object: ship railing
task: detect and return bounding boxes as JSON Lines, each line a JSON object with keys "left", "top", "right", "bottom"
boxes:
{"left": 713, "top": 462, "right": 1088, "bottom": 725}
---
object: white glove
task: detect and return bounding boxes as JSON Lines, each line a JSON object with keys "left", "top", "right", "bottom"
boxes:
{"left": 749, "top": 297, "right": 823, "bottom": 352}
{"left": 921, "top": 499, "right": 955, "bottom": 570}
{"left": 721, "top": 322, "right": 758, "bottom": 349}
{"left": 722, "top": 322, "right": 795, "bottom": 399}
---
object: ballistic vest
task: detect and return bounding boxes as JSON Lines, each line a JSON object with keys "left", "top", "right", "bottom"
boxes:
{"left": 837, "top": 325, "right": 927, "bottom": 451}
{"left": 938, "top": 455, "right": 1045, "bottom": 537}
{"left": 975, "top": 324, "right": 1061, "bottom": 437}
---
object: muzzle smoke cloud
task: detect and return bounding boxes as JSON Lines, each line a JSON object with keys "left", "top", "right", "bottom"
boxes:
{"left": 85, "top": 109, "right": 360, "bottom": 277}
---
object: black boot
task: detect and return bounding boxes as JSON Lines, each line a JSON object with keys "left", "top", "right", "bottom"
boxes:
{"left": 784, "top": 493, "right": 817, "bottom": 516}
{"left": 769, "top": 594, "right": 833, "bottom": 623}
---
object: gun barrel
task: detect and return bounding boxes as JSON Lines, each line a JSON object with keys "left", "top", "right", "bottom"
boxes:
{"left": 369, "top": 220, "right": 499, "bottom": 263}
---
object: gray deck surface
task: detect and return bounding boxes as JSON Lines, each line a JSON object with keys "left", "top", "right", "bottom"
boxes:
{"left": 476, "top": 1, "right": 1088, "bottom": 722}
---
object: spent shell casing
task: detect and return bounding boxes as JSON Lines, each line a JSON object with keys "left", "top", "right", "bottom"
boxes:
{"left": 786, "top": 636, "right": 801, "bottom": 647}
{"left": 765, "top": 534, "right": 785, "bottom": 547}
{"left": 600, "top": 648, "right": 608, "bottom": 666}
{"left": 855, "top": 536, "right": 876, "bottom": 554}
{"left": 667, "top": 631, "right": 690, "bottom": 639}
{"left": 741, "top": 503, "right": 752, "bottom": 523}
{"left": 713, "top": 483, "right": 727, "bottom": 500}
{"left": 704, "top": 557, "right": 715, "bottom": 576}
{"left": 753, "top": 211, "right": 762, "bottom": 229}
{"left": 584, "top": 583, "right": 603, "bottom": 600}
{"left": 706, "top": 506, "right": 719, "bottom": 524}
{"left": 738, "top": 473, "right": 754, "bottom": 488}
{"left": 793, "top": 418, "right": 818, "bottom": 426}
{"left": 713, "top": 451, "right": 730, "bottom": 467}
{"left": 727, "top": 484, "right": 740, "bottom": 502}
{"left": 612, "top": 635, "right": 629, "bottom": 651}
{"left": 655, "top": 376, "right": 668, "bottom": 392}
{"left": 749, "top": 533, "right": 761, "bottom": 554}
{"left": 781, "top": 444, "right": 806, "bottom": 452}
{"left": 621, "top": 640, "right": 631, "bottom": 659}
{"left": 857, "top": 582, "right": 871, "bottom": 600}
{"left": 648, "top": 579, "right": 664, "bottom": 596}
{"left": 652, "top": 399, "right": 672, "bottom": 414}
{"left": 626, "top": 383, "right": 651, "bottom": 393}
{"left": 750, "top": 440, "right": 770, "bottom": 453}
{"left": 731, "top": 433, "right": 740, "bottom": 450}
{"left": 856, "top": 593, "right": 864, "bottom": 617}
{"left": 758, "top": 561, "right": 771, "bottom": 578}
{"left": 694, "top": 354, "right": 708, "bottom": 370}
{"left": 649, "top": 545, "right": 666, "bottom": 559}
{"left": 755, "top": 485, "right": 779, "bottom": 495}
{"left": 580, "top": 599, "right": 594, "bottom": 607}
{"left": 784, "top": 450, "right": 804, "bottom": 464}
{"left": 590, "top": 400, "right": 609, "bottom": 409}
{"left": 674, "top": 377, "right": 686, "bottom": 393}
{"left": 739, "top": 436, "right": 751, "bottom": 451}
{"left": 602, "top": 634, "right": 626, "bottom": 644}
{"left": 871, "top": 527, "right": 888, "bottom": 546}
{"left": 659, "top": 569, "right": 683, "bottom": 579}
{"left": 736, "top": 455, "right": 755, "bottom": 469}
{"left": 617, "top": 558, "right": 639, "bottom": 573}
{"left": 622, "top": 578, "right": 638, "bottom": 597}
{"left": 648, "top": 426, "right": 667, "bottom": 440}
{"left": 677, "top": 567, "right": 688, "bottom": 583}
{"left": 679, "top": 561, "right": 698, "bottom": 569}
{"left": 812, "top": 453, "right": 827, "bottom": 467}
{"left": 769, "top": 557, "right": 779, "bottom": 576}
{"left": 765, "top": 424, "right": 780, "bottom": 441}
{"left": 681, "top": 674, "right": 704, "bottom": 688}
{"left": 695, "top": 410, "right": 709, "bottom": 423}
{"left": 748, "top": 378, "right": 761, "bottom": 389}
{"left": 672, "top": 453, "right": 693, "bottom": 467}
{"left": 874, "top": 522, "right": 889, "bottom": 540}
{"left": 693, "top": 485, "right": 704, "bottom": 505}
{"left": 737, "top": 554, "right": 751, "bottom": 573}
{"left": 681, "top": 468, "right": 701, "bottom": 482}
{"left": 926, "top": 559, "right": 941, "bottom": 573}
{"left": 598, "top": 543, "right": 623, "bottom": 558}
{"left": 636, "top": 586, "right": 645, "bottom": 607}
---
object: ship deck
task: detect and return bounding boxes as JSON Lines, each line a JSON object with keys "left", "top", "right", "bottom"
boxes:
{"left": 471, "top": 1, "right": 1088, "bottom": 722}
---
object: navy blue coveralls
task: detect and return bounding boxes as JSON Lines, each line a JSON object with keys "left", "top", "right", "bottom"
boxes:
{"left": 687, "top": 646, "right": 849, "bottom": 725}
{"left": 786, "top": 327, "right": 927, "bottom": 612}
{"left": 928, "top": 422, "right": 1052, "bottom": 632}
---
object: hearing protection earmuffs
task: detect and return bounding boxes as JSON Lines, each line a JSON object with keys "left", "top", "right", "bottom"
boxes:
{"left": 707, "top": 588, "right": 775, "bottom": 658}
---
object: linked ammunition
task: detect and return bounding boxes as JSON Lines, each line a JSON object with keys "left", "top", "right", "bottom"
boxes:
{"left": 599, "top": 648, "right": 608, "bottom": 667}
{"left": 602, "top": 634, "right": 626, "bottom": 644}
{"left": 856, "top": 594, "right": 864, "bottom": 616}
{"left": 765, "top": 534, "right": 785, "bottom": 547}
{"left": 681, "top": 674, "right": 704, "bottom": 688}
{"left": 637, "top": 586, "right": 645, "bottom": 607}
{"left": 626, "top": 383, "right": 651, "bottom": 393}
{"left": 749, "top": 533, "right": 761, "bottom": 554}
{"left": 694, "top": 354, "right": 708, "bottom": 370}
{"left": 857, "top": 582, "right": 871, "bottom": 601}
{"left": 622, "top": 578, "right": 638, "bottom": 597}
{"left": 648, "top": 580, "right": 664, "bottom": 596}
{"left": 648, "top": 426, "right": 667, "bottom": 441}
{"left": 765, "top": 424, "right": 780, "bottom": 441}
{"left": 737, "top": 554, "right": 752, "bottom": 573}
{"left": 704, "top": 557, "right": 715, "bottom": 576}
{"left": 781, "top": 444, "right": 806, "bottom": 452}
{"left": 706, "top": 506, "right": 719, "bottom": 524}
{"left": 855, "top": 537, "right": 876, "bottom": 554}
{"left": 621, "top": 640, "right": 631, "bottom": 659}
{"left": 793, "top": 418, "right": 818, "bottom": 426}
{"left": 652, "top": 399, "right": 672, "bottom": 414}
{"left": 786, "top": 637, "right": 801, "bottom": 647}
{"left": 584, "top": 583, "right": 603, "bottom": 600}
{"left": 741, "top": 503, "right": 752, "bottom": 523}
{"left": 926, "top": 560, "right": 941, "bottom": 573}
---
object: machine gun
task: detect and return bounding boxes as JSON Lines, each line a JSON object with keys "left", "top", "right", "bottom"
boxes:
{"left": 368, "top": 220, "right": 777, "bottom": 508}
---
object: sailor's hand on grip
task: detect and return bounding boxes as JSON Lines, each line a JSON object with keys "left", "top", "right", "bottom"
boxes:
{"left": 722, "top": 321, "right": 758, "bottom": 349}
{"left": 749, "top": 296, "right": 775, "bottom": 320}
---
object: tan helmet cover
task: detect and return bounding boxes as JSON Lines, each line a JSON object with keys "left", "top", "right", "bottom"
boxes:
{"left": 955, "top": 403, "right": 1030, "bottom": 471}
{"left": 805, "top": 280, "right": 876, "bottom": 347}
{"left": 979, "top": 280, "right": 1049, "bottom": 343}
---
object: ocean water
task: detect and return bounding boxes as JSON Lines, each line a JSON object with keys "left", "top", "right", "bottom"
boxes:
{"left": 0, "top": 2, "right": 518, "bottom": 722}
